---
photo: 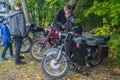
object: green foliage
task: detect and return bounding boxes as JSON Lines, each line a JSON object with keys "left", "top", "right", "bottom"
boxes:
{"left": 26, "top": 0, "right": 65, "bottom": 27}
{"left": 84, "top": 0, "right": 120, "bottom": 64}
{"left": 109, "top": 33, "right": 120, "bottom": 65}
{"left": 72, "top": 18, "right": 81, "bottom": 24}
{"left": 90, "top": 25, "right": 112, "bottom": 36}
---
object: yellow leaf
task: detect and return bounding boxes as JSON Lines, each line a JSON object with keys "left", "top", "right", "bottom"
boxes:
{"left": 36, "top": 76, "right": 41, "bottom": 79}
{"left": 0, "top": 71, "right": 4, "bottom": 75}
{"left": 67, "top": 78, "right": 70, "bottom": 80}
{"left": 16, "top": 66, "right": 21, "bottom": 69}
{"left": 30, "top": 62, "right": 34, "bottom": 64}
{"left": 74, "top": 73, "right": 80, "bottom": 77}
{"left": 113, "top": 67, "right": 120, "bottom": 72}
{"left": 23, "top": 74, "right": 29, "bottom": 78}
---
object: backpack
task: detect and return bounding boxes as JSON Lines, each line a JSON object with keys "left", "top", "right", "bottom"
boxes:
{"left": 71, "top": 16, "right": 83, "bottom": 35}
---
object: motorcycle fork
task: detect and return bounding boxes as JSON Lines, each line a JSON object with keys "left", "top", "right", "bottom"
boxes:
{"left": 55, "top": 44, "right": 68, "bottom": 64}
{"left": 56, "top": 44, "right": 64, "bottom": 61}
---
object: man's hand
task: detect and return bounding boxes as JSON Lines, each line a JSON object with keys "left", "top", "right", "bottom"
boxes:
{"left": 23, "top": 38, "right": 27, "bottom": 42}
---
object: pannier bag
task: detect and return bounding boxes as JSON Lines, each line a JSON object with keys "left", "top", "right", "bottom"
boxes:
{"left": 98, "top": 45, "right": 108, "bottom": 58}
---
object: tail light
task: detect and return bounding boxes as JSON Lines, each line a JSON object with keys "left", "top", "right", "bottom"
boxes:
{"left": 76, "top": 43, "right": 80, "bottom": 48}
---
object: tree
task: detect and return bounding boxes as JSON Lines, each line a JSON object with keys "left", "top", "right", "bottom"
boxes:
{"left": 21, "top": 0, "right": 31, "bottom": 24}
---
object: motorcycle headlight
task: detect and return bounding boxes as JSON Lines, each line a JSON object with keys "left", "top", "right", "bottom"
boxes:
{"left": 59, "top": 32, "right": 67, "bottom": 39}
{"left": 45, "top": 28, "right": 47, "bottom": 32}
{"left": 59, "top": 32, "right": 62, "bottom": 39}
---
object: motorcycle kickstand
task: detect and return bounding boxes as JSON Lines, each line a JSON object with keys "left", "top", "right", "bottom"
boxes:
{"left": 70, "top": 64, "right": 83, "bottom": 74}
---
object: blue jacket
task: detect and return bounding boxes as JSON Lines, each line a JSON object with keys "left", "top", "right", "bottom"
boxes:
{"left": 1, "top": 23, "right": 11, "bottom": 43}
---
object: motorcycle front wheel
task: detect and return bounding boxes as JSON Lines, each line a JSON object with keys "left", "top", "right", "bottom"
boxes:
{"left": 42, "top": 50, "right": 70, "bottom": 79}
{"left": 30, "top": 39, "right": 50, "bottom": 61}
{"left": 21, "top": 36, "right": 32, "bottom": 53}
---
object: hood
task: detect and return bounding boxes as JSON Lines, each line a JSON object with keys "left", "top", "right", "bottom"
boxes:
{"left": 9, "top": 10, "right": 20, "bottom": 17}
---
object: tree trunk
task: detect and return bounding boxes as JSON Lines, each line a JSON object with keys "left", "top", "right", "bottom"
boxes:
{"left": 65, "top": 0, "right": 84, "bottom": 15}
{"left": 73, "top": 1, "right": 84, "bottom": 15}
{"left": 21, "top": 0, "right": 31, "bottom": 24}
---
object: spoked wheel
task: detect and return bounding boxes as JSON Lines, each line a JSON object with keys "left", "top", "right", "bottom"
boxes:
{"left": 21, "top": 36, "right": 32, "bottom": 53}
{"left": 30, "top": 39, "right": 50, "bottom": 61}
{"left": 0, "top": 37, "right": 3, "bottom": 46}
{"left": 87, "top": 48, "right": 102, "bottom": 66}
{"left": 42, "top": 49, "right": 70, "bottom": 79}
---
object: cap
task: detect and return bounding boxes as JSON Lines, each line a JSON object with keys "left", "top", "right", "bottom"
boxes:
{"left": 0, "top": 17, "right": 7, "bottom": 23}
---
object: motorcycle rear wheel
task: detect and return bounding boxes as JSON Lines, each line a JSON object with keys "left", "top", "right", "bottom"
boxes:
{"left": 30, "top": 39, "right": 50, "bottom": 61}
{"left": 87, "top": 48, "right": 102, "bottom": 66}
{"left": 20, "top": 36, "right": 32, "bottom": 53}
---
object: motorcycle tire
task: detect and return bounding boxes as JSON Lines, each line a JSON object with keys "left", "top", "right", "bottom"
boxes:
{"left": 30, "top": 39, "right": 50, "bottom": 61}
{"left": 42, "top": 49, "right": 70, "bottom": 79}
{"left": 87, "top": 48, "right": 102, "bottom": 67}
{"left": 20, "top": 36, "right": 32, "bottom": 53}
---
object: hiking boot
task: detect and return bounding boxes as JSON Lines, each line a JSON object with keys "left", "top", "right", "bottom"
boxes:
{"left": 19, "top": 56, "right": 24, "bottom": 59}
{"left": 0, "top": 57, "right": 8, "bottom": 61}
{"left": 15, "top": 61, "right": 26, "bottom": 65}
{"left": 10, "top": 54, "right": 15, "bottom": 58}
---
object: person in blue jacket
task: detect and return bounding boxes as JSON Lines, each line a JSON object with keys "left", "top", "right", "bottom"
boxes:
{"left": 0, "top": 17, "right": 14, "bottom": 61}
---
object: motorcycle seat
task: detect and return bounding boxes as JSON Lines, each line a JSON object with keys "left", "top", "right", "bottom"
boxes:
{"left": 73, "top": 36, "right": 105, "bottom": 46}
{"left": 86, "top": 38, "right": 104, "bottom": 46}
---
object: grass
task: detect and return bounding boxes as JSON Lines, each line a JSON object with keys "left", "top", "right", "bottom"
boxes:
{"left": 0, "top": 46, "right": 120, "bottom": 80}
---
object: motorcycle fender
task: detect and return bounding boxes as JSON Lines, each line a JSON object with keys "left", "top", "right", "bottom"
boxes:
{"left": 43, "top": 48, "right": 60, "bottom": 57}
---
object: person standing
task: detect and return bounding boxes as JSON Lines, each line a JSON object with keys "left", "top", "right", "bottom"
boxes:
{"left": 0, "top": 17, "right": 14, "bottom": 61}
{"left": 8, "top": 3, "right": 27, "bottom": 65}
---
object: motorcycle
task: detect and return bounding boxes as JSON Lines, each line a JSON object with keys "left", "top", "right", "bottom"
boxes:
{"left": 30, "top": 25, "right": 62, "bottom": 61}
{"left": 20, "top": 23, "right": 44, "bottom": 53}
{"left": 41, "top": 31, "right": 110, "bottom": 79}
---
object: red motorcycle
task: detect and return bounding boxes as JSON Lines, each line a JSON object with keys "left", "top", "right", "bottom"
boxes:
{"left": 30, "top": 25, "right": 61, "bottom": 61}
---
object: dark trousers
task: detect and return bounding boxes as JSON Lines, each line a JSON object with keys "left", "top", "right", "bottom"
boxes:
{"left": 14, "top": 37, "right": 23, "bottom": 63}
{"left": 1, "top": 42, "right": 13, "bottom": 57}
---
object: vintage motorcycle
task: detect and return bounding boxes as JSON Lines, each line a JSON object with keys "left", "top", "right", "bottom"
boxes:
{"left": 41, "top": 31, "right": 110, "bottom": 79}
{"left": 30, "top": 25, "right": 62, "bottom": 61}
{"left": 20, "top": 23, "right": 44, "bottom": 53}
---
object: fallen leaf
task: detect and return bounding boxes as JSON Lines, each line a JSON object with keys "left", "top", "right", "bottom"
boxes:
{"left": 113, "top": 67, "right": 120, "bottom": 72}
{"left": 0, "top": 71, "right": 4, "bottom": 75}
{"left": 74, "top": 73, "right": 80, "bottom": 77}
{"left": 30, "top": 61, "right": 34, "bottom": 64}
{"left": 66, "top": 78, "right": 70, "bottom": 80}
{"left": 16, "top": 66, "right": 22, "bottom": 69}
{"left": 23, "top": 74, "right": 29, "bottom": 78}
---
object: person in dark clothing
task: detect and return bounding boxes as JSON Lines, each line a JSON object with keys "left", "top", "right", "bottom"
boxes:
{"left": 64, "top": 10, "right": 83, "bottom": 35}
{"left": 64, "top": 10, "right": 74, "bottom": 32}
{"left": 8, "top": 3, "right": 27, "bottom": 65}
{"left": 54, "top": 5, "right": 71, "bottom": 30}
{"left": 0, "top": 17, "right": 14, "bottom": 61}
